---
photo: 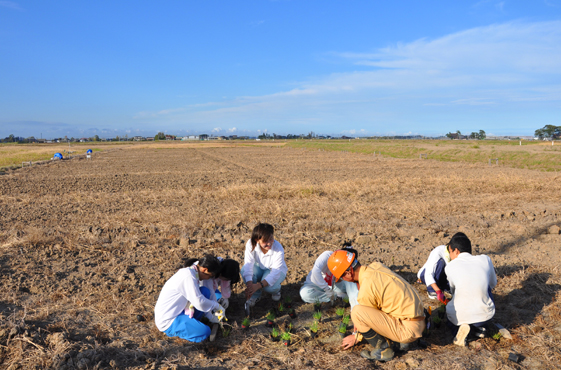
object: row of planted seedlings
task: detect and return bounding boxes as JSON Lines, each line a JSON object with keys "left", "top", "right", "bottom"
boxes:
{"left": 309, "top": 296, "right": 351, "bottom": 339}
{"left": 336, "top": 307, "right": 351, "bottom": 338}
{"left": 268, "top": 296, "right": 298, "bottom": 346}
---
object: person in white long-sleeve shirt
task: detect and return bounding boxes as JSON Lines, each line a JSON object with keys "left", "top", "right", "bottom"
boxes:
{"left": 445, "top": 234, "right": 497, "bottom": 346}
{"left": 154, "top": 255, "right": 226, "bottom": 343}
{"left": 300, "top": 246, "right": 359, "bottom": 309}
{"left": 242, "top": 223, "right": 288, "bottom": 307}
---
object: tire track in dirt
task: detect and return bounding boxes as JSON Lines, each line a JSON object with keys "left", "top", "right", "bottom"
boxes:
{"left": 193, "top": 147, "right": 286, "bottom": 183}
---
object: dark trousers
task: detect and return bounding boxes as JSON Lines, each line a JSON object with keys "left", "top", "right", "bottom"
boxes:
{"left": 420, "top": 258, "right": 450, "bottom": 293}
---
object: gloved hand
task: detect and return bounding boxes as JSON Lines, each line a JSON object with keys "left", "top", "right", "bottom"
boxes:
{"left": 436, "top": 290, "right": 447, "bottom": 304}
{"left": 324, "top": 287, "right": 334, "bottom": 300}
{"left": 208, "top": 314, "right": 220, "bottom": 324}
{"left": 216, "top": 304, "right": 226, "bottom": 315}
{"left": 185, "top": 304, "right": 195, "bottom": 318}
{"left": 212, "top": 304, "right": 227, "bottom": 322}
{"left": 218, "top": 297, "right": 229, "bottom": 310}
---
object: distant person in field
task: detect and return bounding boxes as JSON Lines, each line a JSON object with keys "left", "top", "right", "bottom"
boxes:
{"left": 200, "top": 258, "right": 240, "bottom": 312}
{"left": 328, "top": 250, "right": 425, "bottom": 362}
{"left": 445, "top": 234, "right": 497, "bottom": 346}
{"left": 154, "top": 255, "right": 226, "bottom": 343}
{"left": 299, "top": 244, "right": 359, "bottom": 309}
{"left": 416, "top": 233, "right": 469, "bottom": 304}
{"left": 242, "top": 223, "right": 288, "bottom": 310}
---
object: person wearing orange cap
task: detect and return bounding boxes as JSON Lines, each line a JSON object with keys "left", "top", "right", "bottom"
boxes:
{"left": 327, "top": 250, "right": 425, "bottom": 362}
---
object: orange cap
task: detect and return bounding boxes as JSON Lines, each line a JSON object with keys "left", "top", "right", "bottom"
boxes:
{"left": 327, "top": 250, "right": 356, "bottom": 282}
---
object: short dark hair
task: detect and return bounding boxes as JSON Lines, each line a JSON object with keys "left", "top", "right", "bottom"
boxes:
{"left": 448, "top": 233, "right": 472, "bottom": 254}
{"left": 184, "top": 254, "right": 221, "bottom": 276}
{"left": 217, "top": 259, "right": 240, "bottom": 285}
{"left": 250, "top": 223, "right": 275, "bottom": 250}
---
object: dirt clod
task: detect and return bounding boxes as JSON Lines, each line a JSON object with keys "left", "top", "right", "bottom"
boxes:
{"left": 548, "top": 225, "right": 560, "bottom": 234}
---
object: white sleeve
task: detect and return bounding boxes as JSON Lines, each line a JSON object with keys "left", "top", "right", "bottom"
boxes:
{"left": 182, "top": 274, "right": 218, "bottom": 313}
{"left": 423, "top": 246, "right": 445, "bottom": 288}
{"left": 263, "top": 242, "right": 287, "bottom": 287}
{"left": 242, "top": 240, "right": 255, "bottom": 283}
{"left": 201, "top": 279, "right": 217, "bottom": 302}
{"left": 310, "top": 252, "right": 331, "bottom": 290}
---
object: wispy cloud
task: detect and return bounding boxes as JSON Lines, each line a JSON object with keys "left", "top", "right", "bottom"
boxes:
{"left": 0, "top": 1, "right": 23, "bottom": 10}
{"left": 452, "top": 98, "right": 496, "bottom": 105}
{"left": 250, "top": 20, "right": 265, "bottom": 28}
{"left": 134, "top": 20, "right": 561, "bottom": 135}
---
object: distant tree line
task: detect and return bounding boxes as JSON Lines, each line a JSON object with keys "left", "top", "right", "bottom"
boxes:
{"left": 535, "top": 125, "right": 560, "bottom": 140}
{"left": 445, "top": 130, "right": 486, "bottom": 140}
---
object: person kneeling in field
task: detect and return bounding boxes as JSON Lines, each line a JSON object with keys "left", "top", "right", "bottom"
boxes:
{"left": 154, "top": 255, "right": 226, "bottom": 343}
{"left": 445, "top": 234, "right": 497, "bottom": 346}
{"left": 416, "top": 233, "right": 469, "bottom": 304}
{"left": 329, "top": 250, "right": 425, "bottom": 362}
{"left": 299, "top": 244, "right": 359, "bottom": 309}
{"left": 201, "top": 257, "right": 240, "bottom": 312}
{"left": 242, "top": 223, "right": 288, "bottom": 310}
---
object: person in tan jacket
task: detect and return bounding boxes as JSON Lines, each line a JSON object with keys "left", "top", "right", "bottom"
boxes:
{"left": 327, "top": 250, "right": 425, "bottom": 362}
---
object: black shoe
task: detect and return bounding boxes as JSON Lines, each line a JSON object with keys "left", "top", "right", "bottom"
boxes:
{"left": 472, "top": 326, "right": 487, "bottom": 339}
{"left": 396, "top": 340, "right": 415, "bottom": 352}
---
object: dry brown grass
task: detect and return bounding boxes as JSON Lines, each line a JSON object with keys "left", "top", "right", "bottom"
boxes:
{"left": 0, "top": 145, "right": 559, "bottom": 369}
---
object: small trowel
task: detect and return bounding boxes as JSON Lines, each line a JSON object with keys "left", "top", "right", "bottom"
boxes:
{"left": 244, "top": 301, "right": 251, "bottom": 317}
{"left": 494, "top": 322, "right": 512, "bottom": 340}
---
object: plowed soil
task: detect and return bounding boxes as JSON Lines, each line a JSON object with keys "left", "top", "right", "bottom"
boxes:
{"left": 0, "top": 145, "right": 560, "bottom": 370}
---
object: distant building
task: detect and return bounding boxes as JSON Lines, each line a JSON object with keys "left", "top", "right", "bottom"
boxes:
{"left": 199, "top": 134, "right": 209, "bottom": 140}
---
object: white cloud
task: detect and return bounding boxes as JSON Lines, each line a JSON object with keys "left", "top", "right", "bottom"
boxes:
{"left": 250, "top": 20, "right": 265, "bottom": 27}
{"left": 0, "top": 1, "right": 23, "bottom": 10}
{"left": 228, "top": 127, "right": 237, "bottom": 132}
{"left": 452, "top": 98, "right": 496, "bottom": 105}
{"left": 212, "top": 127, "right": 221, "bottom": 133}
{"left": 133, "top": 20, "right": 561, "bottom": 135}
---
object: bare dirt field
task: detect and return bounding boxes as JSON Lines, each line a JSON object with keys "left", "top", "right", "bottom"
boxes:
{"left": 0, "top": 144, "right": 560, "bottom": 370}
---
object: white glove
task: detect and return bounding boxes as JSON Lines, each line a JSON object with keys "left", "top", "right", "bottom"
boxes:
{"left": 215, "top": 304, "right": 226, "bottom": 315}
{"left": 324, "top": 288, "right": 334, "bottom": 300}
{"left": 207, "top": 313, "right": 220, "bottom": 324}
{"left": 212, "top": 304, "right": 227, "bottom": 322}
{"left": 184, "top": 304, "right": 195, "bottom": 318}
{"left": 218, "top": 297, "right": 229, "bottom": 310}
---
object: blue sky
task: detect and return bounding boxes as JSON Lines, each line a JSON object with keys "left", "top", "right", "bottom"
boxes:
{"left": 1, "top": 1, "right": 561, "bottom": 138}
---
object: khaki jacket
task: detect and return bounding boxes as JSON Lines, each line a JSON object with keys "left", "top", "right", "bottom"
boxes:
{"left": 357, "top": 262, "right": 424, "bottom": 319}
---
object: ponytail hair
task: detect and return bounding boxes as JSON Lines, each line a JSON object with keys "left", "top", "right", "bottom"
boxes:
{"left": 217, "top": 259, "right": 241, "bottom": 285}
{"left": 250, "top": 223, "right": 275, "bottom": 251}
{"left": 183, "top": 254, "right": 221, "bottom": 276}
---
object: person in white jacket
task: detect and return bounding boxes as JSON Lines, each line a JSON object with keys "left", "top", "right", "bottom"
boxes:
{"left": 299, "top": 245, "right": 359, "bottom": 309}
{"left": 445, "top": 234, "right": 497, "bottom": 346}
{"left": 200, "top": 258, "right": 240, "bottom": 311}
{"left": 154, "top": 255, "right": 226, "bottom": 343}
{"left": 242, "top": 223, "right": 288, "bottom": 308}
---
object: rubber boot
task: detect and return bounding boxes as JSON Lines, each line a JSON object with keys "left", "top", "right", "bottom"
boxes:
{"left": 360, "top": 330, "right": 395, "bottom": 362}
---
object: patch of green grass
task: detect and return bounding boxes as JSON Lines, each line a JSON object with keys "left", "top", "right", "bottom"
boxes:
{"left": 285, "top": 139, "right": 561, "bottom": 172}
